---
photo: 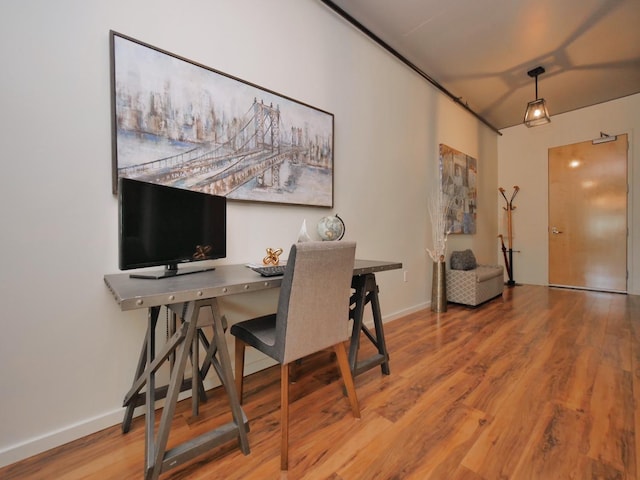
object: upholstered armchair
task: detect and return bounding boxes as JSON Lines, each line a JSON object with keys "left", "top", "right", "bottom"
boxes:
{"left": 446, "top": 250, "right": 504, "bottom": 306}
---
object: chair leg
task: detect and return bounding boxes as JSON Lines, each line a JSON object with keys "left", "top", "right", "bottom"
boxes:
{"left": 333, "top": 343, "right": 361, "bottom": 419}
{"left": 234, "top": 338, "right": 246, "bottom": 405}
{"left": 280, "top": 362, "right": 290, "bottom": 470}
{"left": 289, "top": 359, "right": 301, "bottom": 382}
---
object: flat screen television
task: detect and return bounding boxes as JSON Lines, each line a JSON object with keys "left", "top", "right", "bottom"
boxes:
{"left": 119, "top": 177, "right": 226, "bottom": 279}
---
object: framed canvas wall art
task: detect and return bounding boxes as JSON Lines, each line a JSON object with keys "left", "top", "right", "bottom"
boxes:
{"left": 110, "top": 31, "right": 334, "bottom": 207}
{"left": 439, "top": 144, "right": 477, "bottom": 234}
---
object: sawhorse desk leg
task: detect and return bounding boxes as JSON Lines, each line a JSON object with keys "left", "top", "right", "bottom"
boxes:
{"left": 121, "top": 300, "right": 249, "bottom": 480}
{"left": 349, "top": 273, "right": 391, "bottom": 377}
{"left": 121, "top": 307, "right": 208, "bottom": 433}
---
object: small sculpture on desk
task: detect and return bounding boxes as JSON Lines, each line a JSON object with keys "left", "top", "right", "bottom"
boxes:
{"left": 263, "top": 247, "right": 283, "bottom": 265}
{"left": 297, "top": 219, "right": 312, "bottom": 242}
{"left": 192, "top": 244, "right": 212, "bottom": 260}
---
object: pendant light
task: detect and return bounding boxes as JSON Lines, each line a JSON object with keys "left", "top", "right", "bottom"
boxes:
{"left": 523, "top": 66, "right": 550, "bottom": 127}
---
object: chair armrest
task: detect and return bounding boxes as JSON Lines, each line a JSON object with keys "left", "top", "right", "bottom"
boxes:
{"left": 474, "top": 265, "right": 504, "bottom": 282}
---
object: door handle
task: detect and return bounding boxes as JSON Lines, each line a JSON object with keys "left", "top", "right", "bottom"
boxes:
{"left": 551, "top": 227, "right": 563, "bottom": 234}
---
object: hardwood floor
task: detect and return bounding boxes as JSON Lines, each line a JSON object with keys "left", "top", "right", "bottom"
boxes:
{"left": 2, "top": 285, "right": 639, "bottom": 479}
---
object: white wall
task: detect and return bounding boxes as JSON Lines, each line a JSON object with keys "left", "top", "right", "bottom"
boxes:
{"left": 498, "top": 93, "right": 640, "bottom": 294}
{"left": 0, "top": 0, "right": 498, "bottom": 465}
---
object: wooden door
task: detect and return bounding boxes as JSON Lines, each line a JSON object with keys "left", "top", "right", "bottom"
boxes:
{"left": 548, "top": 134, "right": 627, "bottom": 292}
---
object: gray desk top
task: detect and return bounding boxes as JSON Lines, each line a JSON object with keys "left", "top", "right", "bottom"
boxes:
{"left": 104, "top": 259, "right": 402, "bottom": 311}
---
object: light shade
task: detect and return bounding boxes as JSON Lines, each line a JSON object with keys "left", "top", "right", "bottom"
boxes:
{"left": 523, "top": 98, "right": 550, "bottom": 127}
{"left": 523, "top": 66, "right": 551, "bottom": 127}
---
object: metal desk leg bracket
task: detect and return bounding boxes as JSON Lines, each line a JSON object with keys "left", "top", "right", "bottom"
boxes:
{"left": 348, "top": 273, "right": 391, "bottom": 377}
{"left": 121, "top": 307, "right": 206, "bottom": 433}
{"left": 122, "top": 300, "right": 250, "bottom": 480}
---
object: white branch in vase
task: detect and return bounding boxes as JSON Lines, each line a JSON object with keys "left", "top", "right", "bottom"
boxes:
{"left": 427, "top": 190, "right": 452, "bottom": 263}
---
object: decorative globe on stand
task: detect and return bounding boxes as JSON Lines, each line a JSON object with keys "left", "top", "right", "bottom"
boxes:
{"left": 317, "top": 214, "right": 345, "bottom": 241}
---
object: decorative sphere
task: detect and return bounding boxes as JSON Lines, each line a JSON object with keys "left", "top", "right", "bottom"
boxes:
{"left": 317, "top": 214, "right": 345, "bottom": 241}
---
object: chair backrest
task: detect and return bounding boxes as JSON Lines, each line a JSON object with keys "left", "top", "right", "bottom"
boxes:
{"left": 274, "top": 241, "right": 356, "bottom": 364}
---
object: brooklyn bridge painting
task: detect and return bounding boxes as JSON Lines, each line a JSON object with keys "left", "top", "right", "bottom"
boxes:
{"left": 110, "top": 31, "right": 334, "bottom": 207}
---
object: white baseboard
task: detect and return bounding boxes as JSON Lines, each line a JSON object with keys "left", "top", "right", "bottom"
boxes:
{"left": 0, "top": 357, "right": 276, "bottom": 468}
{"left": 383, "top": 303, "right": 428, "bottom": 323}
{"left": 0, "top": 409, "right": 126, "bottom": 468}
{"left": 0, "top": 306, "right": 424, "bottom": 468}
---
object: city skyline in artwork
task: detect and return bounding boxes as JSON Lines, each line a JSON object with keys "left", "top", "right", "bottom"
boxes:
{"left": 110, "top": 31, "right": 334, "bottom": 207}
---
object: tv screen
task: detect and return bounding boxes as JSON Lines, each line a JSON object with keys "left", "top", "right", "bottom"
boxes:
{"left": 119, "top": 177, "right": 226, "bottom": 278}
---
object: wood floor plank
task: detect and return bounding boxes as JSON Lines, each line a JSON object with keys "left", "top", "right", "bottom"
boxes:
{"left": 461, "top": 288, "right": 630, "bottom": 479}
{"left": 551, "top": 344, "right": 601, "bottom": 412}
{"left": 601, "top": 295, "right": 633, "bottom": 372}
{"left": 334, "top": 372, "right": 489, "bottom": 480}
{"left": 588, "top": 362, "right": 635, "bottom": 475}
{"left": 510, "top": 401, "right": 595, "bottom": 479}
{"left": 629, "top": 294, "right": 640, "bottom": 480}
{"left": 298, "top": 412, "right": 393, "bottom": 480}
{"left": 1, "top": 285, "right": 638, "bottom": 480}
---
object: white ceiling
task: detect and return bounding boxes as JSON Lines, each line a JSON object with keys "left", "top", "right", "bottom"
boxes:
{"left": 321, "top": 0, "right": 640, "bottom": 131}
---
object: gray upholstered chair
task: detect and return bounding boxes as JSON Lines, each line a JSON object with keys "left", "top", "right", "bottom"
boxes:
{"left": 230, "top": 241, "right": 360, "bottom": 470}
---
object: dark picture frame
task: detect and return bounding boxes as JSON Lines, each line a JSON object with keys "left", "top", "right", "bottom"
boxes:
{"left": 110, "top": 31, "right": 334, "bottom": 207}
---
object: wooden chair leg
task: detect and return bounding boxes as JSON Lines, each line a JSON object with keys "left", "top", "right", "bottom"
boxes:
{"left": 280, "top": 362, "right": 290, "bottom": 470}
{"left": 234, "top": 338, "right": 246, "bottom": 405}
{"left": 289, "top": 359, "right": 301, "bottom": 382}
{"left": 333, "top": 343, "right": 361, "bottom": 418}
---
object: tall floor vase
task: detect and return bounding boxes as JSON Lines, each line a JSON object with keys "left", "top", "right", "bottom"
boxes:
{"left": 431, "top": 259, "right": 447, "bottom": 313}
